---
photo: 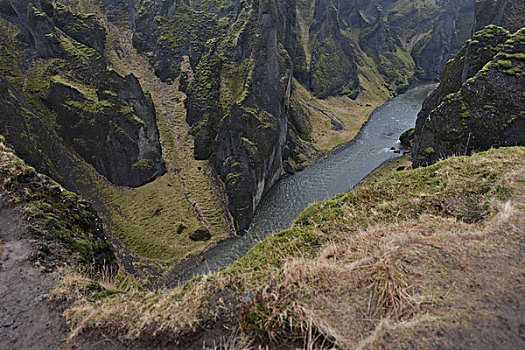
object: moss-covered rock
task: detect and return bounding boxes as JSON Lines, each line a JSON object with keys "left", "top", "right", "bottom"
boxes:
{"left": 399, "top": 128, "right": 415, "bottom": 147}
{"left": 54, "top": 2, "right": 106, "bottom": 52}
{"left": 0, "top": 1, "right": 165, "bottom": 188}
{"left": 0, "top": 138, "right": 116, "bottom": 272}
{"left": 45, "top": 71, "right": 165, "bottom": 187}
{"left": 412, "top": 26, "right": 525, "bottom": 166}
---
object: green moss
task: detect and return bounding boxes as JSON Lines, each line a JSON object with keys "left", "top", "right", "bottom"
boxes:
{"left": 376, "top": 47, "right": 416, "bottom": 91}
{"left": 310, "top": 38, "right": 358, "bottom": 98}
{"left": 31, "top": 5, "right": 47, "bottom": 18}
{"left": 226, "top": 172, "right": 244, "bottom": 181}
{"left": 132, "top": 159, "right": 154, "bottom": 169}
{"left": 461, "top": 108, "right": 471, "bottom": 118}
{"left": 103, "top": 90, "right": 117, "bottom": 97}
{"left": 497, "top": 59, "right": 513, "bottom": 69}
{"left": 424, "top": 147, "right": 435, "bottom": 154}
{"left": 502, "top": 63, "right": 524, "bottom": 76}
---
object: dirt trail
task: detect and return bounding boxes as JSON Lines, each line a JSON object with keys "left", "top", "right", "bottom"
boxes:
{"left": 0, "top": 193, "right": 68, "bottom": 350}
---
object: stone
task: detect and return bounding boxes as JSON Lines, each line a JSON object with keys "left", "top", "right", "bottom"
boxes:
{"left": 189, "top": 228, "right": 211, "bottom": 242}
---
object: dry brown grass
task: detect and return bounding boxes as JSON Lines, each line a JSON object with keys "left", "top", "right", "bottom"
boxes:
{"left": 243, "top": 203, "right": 524, "bottom": 348}
{"left": 240, "top": 163, "right": 525, "bottom": 349}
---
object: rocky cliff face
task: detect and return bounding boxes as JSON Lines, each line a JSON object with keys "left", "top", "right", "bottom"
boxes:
{"left": 411, "top": 0, "right": 475, "bottom": 80}
{"left": 305, "top": 0, "right": 475, "bottom": 90}
{"left": 0, "top": 0, "right": 165, "bottom": 188}
{"left": 308, "top": 0, "right": 359, "bottom": 98}
{"left": 472, "top": 0, "right": 525, "bottom": 34}
{"left": 412, "top": 26, "right": 525, "bottom": 166}
{"left": 131, "top": 0, "right": 312, "bottom": 230}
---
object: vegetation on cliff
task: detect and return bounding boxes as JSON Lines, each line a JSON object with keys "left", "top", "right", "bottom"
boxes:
{"left": 412, "top": 26, "right": 525, "bottom": 166}
{"left": 127, "top": 0, "right": 478, "bottom": 232}
{"left": 0, "top": 137, "right": 115, "bottom": 272}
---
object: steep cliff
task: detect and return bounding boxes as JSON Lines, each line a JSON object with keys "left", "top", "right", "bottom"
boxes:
{"left": 411, "top": 0, "right": 475, "bottom": 80}
{"left": 0, "top": 0, "right": 165, "bottom": 188}
{"left": 132, "top": 0, "right": 314, "bottom": 231}
{"left": 412, "top": 26, "right": 525, "bottom": 166}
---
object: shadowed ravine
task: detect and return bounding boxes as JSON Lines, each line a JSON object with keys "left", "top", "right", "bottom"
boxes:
{"left": 181, "top": 84, "right": 437, "bottom": 283}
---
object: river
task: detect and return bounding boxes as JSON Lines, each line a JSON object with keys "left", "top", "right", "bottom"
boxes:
{"left": 182, "top": 84, "right": 436, "bottom": 281}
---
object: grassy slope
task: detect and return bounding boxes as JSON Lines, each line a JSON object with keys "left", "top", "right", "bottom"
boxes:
{"left": 293, "top": 69, "right": 391, "bottom": 152}
{"left": 61, "top": 147, "right": 525, "bottom": 348}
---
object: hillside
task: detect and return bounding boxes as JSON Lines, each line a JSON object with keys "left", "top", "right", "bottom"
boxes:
{"left": 54, "top": 146, "right": 525, "bottom": 349}
{"left": 0, "top": 137, "right": 116, "bottom": 348}
{"left": 0, "top": 0, "right": 524, "bottom": 348}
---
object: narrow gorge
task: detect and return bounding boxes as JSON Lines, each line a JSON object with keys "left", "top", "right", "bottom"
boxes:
{"left": 0, "top": 0, "right": 523, "bottom": 348}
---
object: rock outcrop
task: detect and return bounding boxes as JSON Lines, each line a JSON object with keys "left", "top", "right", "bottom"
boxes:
{"left": 412, "top": 26, "right": 525, "bottom": 166}
{"left": 54, "top": 2, "right": 107, "bottom": 52}
{"left": 308, "top": 0, "right": 359, "bottom": 98}
{"left": 0, "top": 138, "right": 116, "bottom": 271}
{"left": 46, "top": 72, "right": 164, "bottom": 187}
{"left": 0, "top": 0, "right": 165, "bottom": 188}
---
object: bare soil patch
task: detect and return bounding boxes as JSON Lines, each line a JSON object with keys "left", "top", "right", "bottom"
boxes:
{"left": 0, "top": 195, "right": 68, "bottom": 349}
